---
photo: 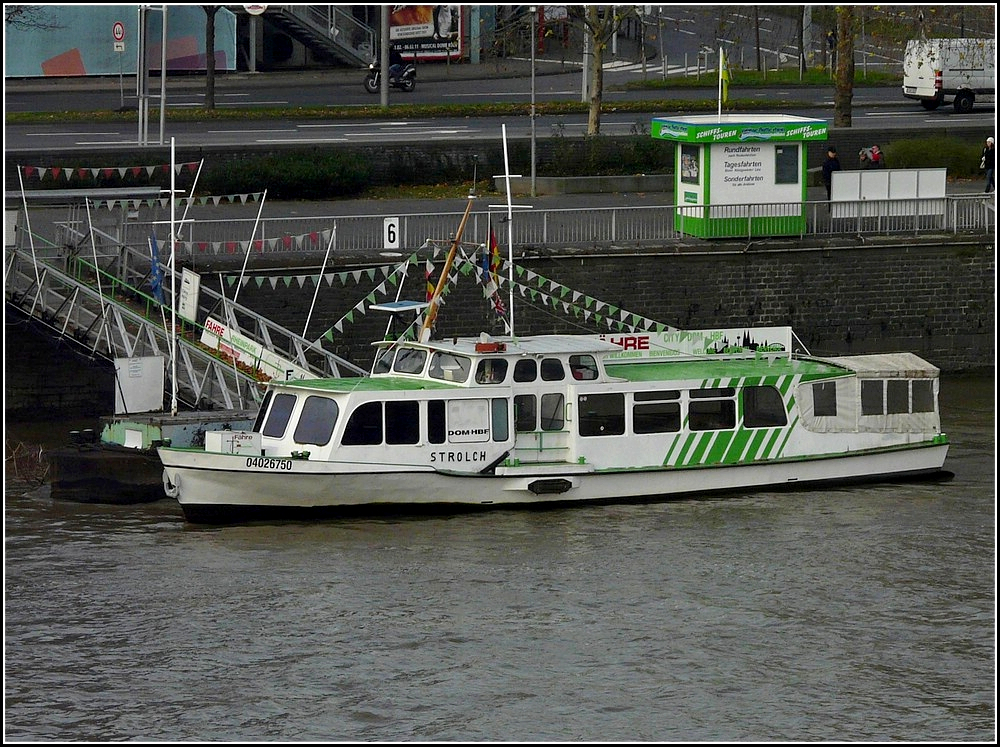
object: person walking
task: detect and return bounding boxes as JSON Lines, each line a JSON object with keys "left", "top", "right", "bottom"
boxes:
{"left": 982, "top": 136, "right": 995, "bottom": 193}
{"left": 870, "top": 144, "right": 885, "bottom": 168}
{"left": 822, "top": 146, "right": 842, "bottom": 201}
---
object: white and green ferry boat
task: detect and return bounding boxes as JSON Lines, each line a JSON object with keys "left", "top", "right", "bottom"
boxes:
{"left": 159, "top": 324, "right": 949, "bottom": 524}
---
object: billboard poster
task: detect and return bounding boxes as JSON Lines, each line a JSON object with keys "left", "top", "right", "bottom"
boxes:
{"left": 389, "top": 5, "right": 463, "bottom": 61}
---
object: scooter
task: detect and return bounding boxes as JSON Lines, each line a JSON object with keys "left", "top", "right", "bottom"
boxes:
{"left": 363, "top": 61, "right": 416, "bottom": 93}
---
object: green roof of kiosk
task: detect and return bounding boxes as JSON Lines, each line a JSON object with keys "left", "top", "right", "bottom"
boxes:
{"left": 651, "top": 114, "right": 828, "bottom": 144}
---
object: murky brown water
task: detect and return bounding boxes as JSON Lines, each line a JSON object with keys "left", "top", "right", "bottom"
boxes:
{"left": 4, "top": 376, "right": 994, "bottom": 741}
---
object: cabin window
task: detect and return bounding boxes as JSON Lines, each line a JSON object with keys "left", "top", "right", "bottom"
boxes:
{"left": 393, "top": 347, "right": 427, "bottom": 375}
{"left": 633, "top": 401, "right": 681, "bottom": 433}
{"left": 540, "top": 393, "right": 565, "bottom": 431}
{"left": 428, "top": 352, "right": 471, "bottom": 382}
{"left": 688, "top": 388, "right": 736, "bottom": 431}
{"left": 568, "top": 355, "right": 598, "bottom": 381}
{"left": 262, "top": 393, "right": 297, "bottom": 438}
{"left": 812, "top": 381, "right": 838, "bottom": 417}
{"left": 540, "top": 358, "right": 565, "bottom": 381}
{"left": 912, "top": 380, "right": 935, "bottom": 413}
{"left": 861, "top": 380, "right": 884, "bottom": 415}
{"left": 342, "top": 401, "right": 383, "bottom": 445}
{"left": 742, "top": 386, "right": 787, "bottom": 428}
{"left": 514, "top": 394, "right": 536, "bottom": 432}
{"left": 492, "top": 398, "right": 509, "bottom": 441}
{"left": 372, "top": 347, "right": 395, "bottom": 374}
{"left": 293, "top": 395, "right": 339, "bottom": 446}
{"left": 775, "top": 144, "right": 799, "bottom": 185}
{"left": 513, "top": 359, "right": 536, "bottom": 382}
{"left": 476, "top": 358, "right": 508, "bottom": 384}
{"left": 386, "top": 400, "right": 420, "bottom": 444}
{"left": 635, "top": 390, "right": 680, "bottom": 402}
{"left": 579, "top": 393, "right": 625, "bottom": 436}
{"left": 428, "top": 400, "right": 446, "bottom": 443}
{"left": 887, "top": 380, "right": 910, "bottom": 414}
{"left": 253, "top": 391, "right": 273, "bottom": 431}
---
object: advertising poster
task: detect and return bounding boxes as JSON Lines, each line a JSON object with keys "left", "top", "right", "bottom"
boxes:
{"left": 389, "top": 5, "right": 462, "bottom": 61}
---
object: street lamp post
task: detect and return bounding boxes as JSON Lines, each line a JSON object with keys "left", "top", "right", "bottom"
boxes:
{"left": 530, "top": 6, "right": 536, "bottom": 197}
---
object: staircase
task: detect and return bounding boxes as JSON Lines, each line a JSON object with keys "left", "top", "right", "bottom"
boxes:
{"left": 263, "top": 5, "right": 375, "bottom": 67}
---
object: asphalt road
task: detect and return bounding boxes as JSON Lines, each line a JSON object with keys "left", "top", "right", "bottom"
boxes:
{"left": 5, "top": 72, "right": 994, "bottom": 151}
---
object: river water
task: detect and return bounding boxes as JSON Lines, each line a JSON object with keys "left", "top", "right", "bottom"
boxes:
{"left": 4, "top": 375, "right": 995, "bottom": 742}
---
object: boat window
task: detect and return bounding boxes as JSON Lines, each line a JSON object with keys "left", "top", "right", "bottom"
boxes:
{"left": 252, "top": 391, "right": 273, "bottom": 431}
{"left": 635, "top": 390, "right": 680, "bottom": 402}
{"left": 393, "top": 347, "right": 427, "bottom": 375}
{"left": 293, "top": 395, "right": 339, "bottom": 446}
{"left": 262, "top": 393, "right": 297, "bottom": 438}
{"left": 887, "top": 380, "right": 909, "bottom": 414}
{"left": 540, "top": 393, "right": 565, "bottom": 431}
{"left": 372, "top": 346, "right": 395, "bottom": 374}
{"left": 342, "top": 401, "right": 383, "bottom": 445}
{"left": 386, "top": 400, "right": 419, "bottom": 444}
{"left": 492, "top": 398, "right": 509, "bottom": 441}
{"left": 428, "top": 352, "right": 471, "bottom": 382}
{"left": 633, "top": 401, "right": 681, "bottom": 433}
{"left": 812, "top": 381, "right": 838, "bottom": 417}
{"left": 514, "top": 394, "right": 536, "bottom": 432}
{"left": 742, "top": 386, "right": 787, "bottom": 428}
{"left": 568, "top": 355, "right": 598, "bottom": 381}
{"left": 578, "top": 393, "right": 625, "bottom": 436}
{"left": 912, "top": 380, "right": 935, "bottom": 413}
{"left": 540, "top": 358, "right": 565, "bottom": 381}
{"left": 689, "top": 387, "right": 736, "bottom": 399}
{"left": 513, "top": 359, "right": 536, "bottom": 382}
{"left": 861, "top": 380, "right": 884, "bottom": 415}
{"left": 689, "top": 399, "right": 736, "bottom": 431}
{"left": 428, "top": 400, "right": 446, "bottom": 443}
{"left": 476, "top": 358, "right": 508, "bottom": 384}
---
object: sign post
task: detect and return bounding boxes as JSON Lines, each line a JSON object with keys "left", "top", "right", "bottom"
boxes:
{"left": 113, "top": 20, "right": 126, "bottom": 109}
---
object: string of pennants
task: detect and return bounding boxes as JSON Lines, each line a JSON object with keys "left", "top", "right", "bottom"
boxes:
{"left": 218, "top": 244, "right": 670, "bottom": 342}
{"left": 89, "top": 192, "right": 264, "bottom": 210}
{"left": 18, "top": 161, "right": 201, "bottom": 182}
{"left": 459, "top": 249, "right": 673, "bottom": 335}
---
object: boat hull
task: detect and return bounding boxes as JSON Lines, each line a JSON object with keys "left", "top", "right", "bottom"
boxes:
{"left": 47, "top": 444, "right": 166, "bottom": 504}
{"left": 160, "top": 443, "right": 950, "bottom": 524}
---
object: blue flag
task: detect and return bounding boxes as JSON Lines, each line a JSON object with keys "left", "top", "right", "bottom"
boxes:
{"left": 149, "top": 234, "right": 165, "bottom": 305}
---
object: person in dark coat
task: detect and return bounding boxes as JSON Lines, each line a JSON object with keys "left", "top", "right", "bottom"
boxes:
{"left": 982, "top": 136, "right": 995, "bottom": 193}
{"left": 822, "top": 146, "right": 842, "bottom": 201}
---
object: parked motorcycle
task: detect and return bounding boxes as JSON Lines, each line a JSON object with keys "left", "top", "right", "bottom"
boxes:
{"left": 363, "top": 61, "right": 416, "bottom": 93}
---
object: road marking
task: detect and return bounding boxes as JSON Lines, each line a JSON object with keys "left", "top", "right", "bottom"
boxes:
{"left": 27, "top": 131, "right": 124, "bottom": 136}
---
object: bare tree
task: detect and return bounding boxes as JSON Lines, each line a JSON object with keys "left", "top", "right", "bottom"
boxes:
{"left": 571, "top": 5, "right": 633, "bottom": 136}
{"left": 833, "top": 6, "right": 856, "bottom": 127}
{"left": 5, "top": 4, "right": 61, "bottom": 30}
{"left": 202, "top": 5, "right": 220, "bottom": 110}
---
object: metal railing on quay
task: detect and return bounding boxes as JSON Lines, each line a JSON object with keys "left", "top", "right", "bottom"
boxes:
{"left": 128, "top": 195, "right": 994, "bottom": 258}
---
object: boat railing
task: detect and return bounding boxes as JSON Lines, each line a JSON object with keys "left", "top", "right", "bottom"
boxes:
{"left": 125, "top": 194, "right": 994, "bottom": 257}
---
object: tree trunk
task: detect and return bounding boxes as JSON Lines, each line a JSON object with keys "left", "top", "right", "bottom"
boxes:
{"left": 203, "top": 5, "right": 219, "bottom": 110}
{"left": 834, "top": 6, "right": 855, "bottom": 127}
{"left": 586, "top": 7, "right": 605, "bottom": 135}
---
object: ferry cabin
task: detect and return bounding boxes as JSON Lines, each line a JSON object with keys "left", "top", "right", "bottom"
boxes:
{"left": 247, "top": 334, "right": 945, "bottom": 481}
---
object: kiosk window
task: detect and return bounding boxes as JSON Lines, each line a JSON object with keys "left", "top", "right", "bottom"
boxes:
{"left": 775, "top": 144, "right": 799, "bottom": 185}
{"left": 680, "top": 144, "right": 700, "bottom": 185}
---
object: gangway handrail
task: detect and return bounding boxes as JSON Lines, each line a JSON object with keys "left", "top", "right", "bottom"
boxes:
{"left": 5, "top": 247, "right": 265, "bottom": 410}
{"left": 59, "top": 250, "right": 368, "bottom": 379}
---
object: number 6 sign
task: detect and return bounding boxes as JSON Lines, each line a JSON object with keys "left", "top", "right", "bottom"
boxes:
{"left": 383, "top": 217, "right": 399, "bottom": 249}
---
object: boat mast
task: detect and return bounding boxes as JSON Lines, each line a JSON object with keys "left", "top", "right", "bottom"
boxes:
{"left": 419, "top": 194, "right": 475, "bottom": 342}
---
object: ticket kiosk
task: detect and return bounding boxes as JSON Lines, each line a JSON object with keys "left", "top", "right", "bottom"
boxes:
{"left": 651, "top": 114, "right": 828, "bottom": 238}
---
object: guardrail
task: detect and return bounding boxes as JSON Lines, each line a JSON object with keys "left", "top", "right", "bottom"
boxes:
{"left": 134, "top": 195, "right": 994, "bottom": 258}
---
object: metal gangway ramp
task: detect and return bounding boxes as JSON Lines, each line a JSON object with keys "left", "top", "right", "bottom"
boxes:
{"left": 5, "top": 194, "right": 368, "bottom": 412}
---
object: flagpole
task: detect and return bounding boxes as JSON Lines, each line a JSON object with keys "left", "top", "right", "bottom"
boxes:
{"left": 718, "top": 46, "right": 723, "bottom": 120}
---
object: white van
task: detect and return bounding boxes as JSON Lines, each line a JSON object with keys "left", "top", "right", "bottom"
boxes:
{"left": 902, "top": 38, "right": 996, "bottom": 113}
